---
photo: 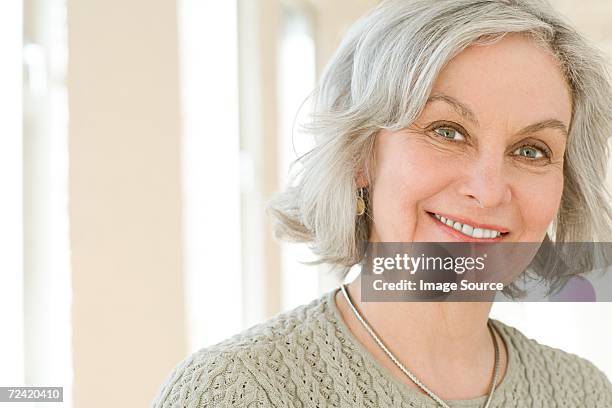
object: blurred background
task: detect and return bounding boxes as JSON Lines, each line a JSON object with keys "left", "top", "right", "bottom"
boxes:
{"left": 1, "top": 0, "right": 611, "bottom": 406}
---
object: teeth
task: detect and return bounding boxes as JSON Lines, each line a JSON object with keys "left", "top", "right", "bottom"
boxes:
{"left": 433, "top": 213, "right": 504, "bottom": 239}
{"left": 461, "top": 224, "right": 474, "bottom": 235}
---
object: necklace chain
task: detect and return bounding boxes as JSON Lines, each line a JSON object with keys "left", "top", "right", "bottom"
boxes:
{"left": 340, "top": 284, "right": 500, "bottom": 408}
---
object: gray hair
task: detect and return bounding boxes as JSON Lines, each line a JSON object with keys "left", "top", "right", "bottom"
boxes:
{"left": 268, "top": 0, "right": 612, "bottom": 286}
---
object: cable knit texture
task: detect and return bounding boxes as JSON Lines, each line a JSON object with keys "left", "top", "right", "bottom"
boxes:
{"left": 152, "top": 288, "right": 612, "bottom": 407}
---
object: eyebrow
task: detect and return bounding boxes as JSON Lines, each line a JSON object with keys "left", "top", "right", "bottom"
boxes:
{"left": 426, "top": 93, "right": 569, "bottom": 138}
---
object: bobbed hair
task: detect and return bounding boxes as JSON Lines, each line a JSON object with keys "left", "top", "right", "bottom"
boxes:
{"left": 268, "top": 0, "right": 612, "bottom": 288}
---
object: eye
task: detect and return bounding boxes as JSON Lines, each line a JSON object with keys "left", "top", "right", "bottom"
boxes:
{"left": 513, "top": 145, "right": 545, "bottom": 159}
{"left": 433, "top": 126, "right": 466, "bottom": 141}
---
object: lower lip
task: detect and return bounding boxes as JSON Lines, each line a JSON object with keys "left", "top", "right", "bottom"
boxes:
{"left": 427, "top": 212, "right": 507, "bottom": 242}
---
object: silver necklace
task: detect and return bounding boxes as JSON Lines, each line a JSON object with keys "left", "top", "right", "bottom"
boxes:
{"left": 340, "top": 284, "right": 500, "bottom": 408}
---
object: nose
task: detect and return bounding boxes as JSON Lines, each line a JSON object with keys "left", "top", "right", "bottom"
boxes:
{"left": 457, "top": 156, "right": 512, "bottom": 209}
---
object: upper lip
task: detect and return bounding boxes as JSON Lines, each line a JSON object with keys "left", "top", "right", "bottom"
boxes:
{"left": 428, "top": 211, "right": 510, "bottom": 233}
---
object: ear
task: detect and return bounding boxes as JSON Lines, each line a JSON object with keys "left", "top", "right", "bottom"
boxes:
{"left": 355, "top": 169, "right": 368, "bottom": 189}
{"left": 355, "top": 132, "right": 377, "bottom": 189}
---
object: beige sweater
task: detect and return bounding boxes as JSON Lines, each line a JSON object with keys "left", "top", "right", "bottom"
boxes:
{"left": 152, "top": 288, "right": 612, "bottom": 407}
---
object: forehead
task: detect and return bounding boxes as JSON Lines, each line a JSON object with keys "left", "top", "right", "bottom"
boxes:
{"left": 429, "top": 33, "right": 572, "bottom": 128}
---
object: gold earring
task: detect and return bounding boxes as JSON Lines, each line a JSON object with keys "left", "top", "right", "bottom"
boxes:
{"left": 356, "top": 187, "right": 366, "bottom": 216}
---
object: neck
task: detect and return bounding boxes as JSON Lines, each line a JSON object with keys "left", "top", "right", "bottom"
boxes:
{"left": 336, "top": 276, "right": 506, "bottom": 400}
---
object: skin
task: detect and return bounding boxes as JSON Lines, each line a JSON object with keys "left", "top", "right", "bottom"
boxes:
{"left": 336, "top": 33, "right": 572, "bottom": 400}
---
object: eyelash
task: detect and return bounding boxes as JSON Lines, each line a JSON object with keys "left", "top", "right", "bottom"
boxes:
{"left": 427, "top": 121, "right": 553, "bottom": 161}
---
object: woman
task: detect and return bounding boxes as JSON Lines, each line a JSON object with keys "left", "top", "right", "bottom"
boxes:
{"left": 153, "top": 0, "right": 612, "bottom": 406}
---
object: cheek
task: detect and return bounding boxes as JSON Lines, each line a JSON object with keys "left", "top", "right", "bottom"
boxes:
{"left": 371, "top": 139, "right": 454, "bottom": 239}
{"left": 513, "top": 169, "right": 563, "bottom": 236}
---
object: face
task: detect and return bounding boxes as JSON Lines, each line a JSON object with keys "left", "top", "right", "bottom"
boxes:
{"left": 368, "top": 33, "right": 572, "bottom": 243}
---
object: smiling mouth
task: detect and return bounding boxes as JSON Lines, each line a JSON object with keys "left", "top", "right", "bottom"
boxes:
{"left": 427, "top": 211, "right": 510, "bottom": 239}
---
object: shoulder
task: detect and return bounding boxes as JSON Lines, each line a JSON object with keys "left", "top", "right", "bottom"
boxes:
{"left": 151, "top": 293, "right": 331, "bottom": 408}
{"left": 492, "top": 319, "right": 612, "bottom": 404}
{"left": 151, "top": 344, "right": 274, "bottom": 408}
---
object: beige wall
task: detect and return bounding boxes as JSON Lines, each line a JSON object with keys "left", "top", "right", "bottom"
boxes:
{"left": 237, "top": 0, "right": 381, "bottom": 322}
{"left": 238, "top": 0, "right": 284, "bottom": 324}
{"left": 67, "top": 0, "right": 186, "bottom": 406}
{"left": 308, "top": 0, "right": 379, "bottom": 76}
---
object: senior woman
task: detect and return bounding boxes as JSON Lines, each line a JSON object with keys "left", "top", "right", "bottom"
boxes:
{"left": 153, "top": 0, "right": 612, "bottom": 406}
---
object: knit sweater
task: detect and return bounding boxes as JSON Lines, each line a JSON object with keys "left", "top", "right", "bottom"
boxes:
{"left": 152, "top": 288, "right": 612, "bottom": 407}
